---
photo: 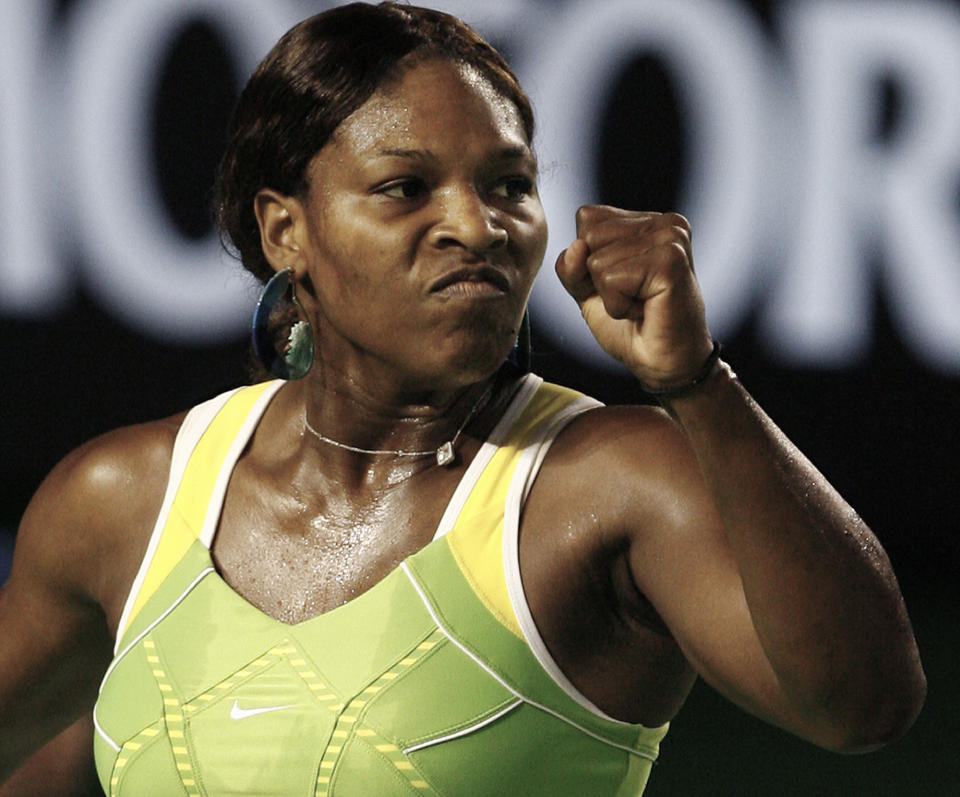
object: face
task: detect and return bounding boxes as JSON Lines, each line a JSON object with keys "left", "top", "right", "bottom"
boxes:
{"left": 289, "top": 58, "right": 547, "bottom": 392}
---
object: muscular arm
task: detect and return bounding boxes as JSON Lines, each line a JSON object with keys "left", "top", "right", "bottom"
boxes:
{"left": 624, "top": 372, "right": 924, "bottom": 751}
{"left": 0, "top": 422, "right": 176, "bottom": 784}
{"left": 0, "top": 460, "right": 115, "bottom": 782}
{"left": 553, "top": 205, "right": 926, "bottom": 752}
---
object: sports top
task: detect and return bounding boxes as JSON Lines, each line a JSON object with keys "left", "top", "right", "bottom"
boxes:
{"left": 93, "top": 375, "right": 669, "bottom": 796}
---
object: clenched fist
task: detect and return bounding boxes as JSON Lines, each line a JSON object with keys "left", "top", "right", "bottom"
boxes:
{"left": 555, "top": 205, "right": 715, "bottom": 392}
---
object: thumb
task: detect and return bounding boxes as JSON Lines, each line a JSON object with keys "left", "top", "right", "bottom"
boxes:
{"left": 554, "top": 239, "right": 595, "bottom": 306}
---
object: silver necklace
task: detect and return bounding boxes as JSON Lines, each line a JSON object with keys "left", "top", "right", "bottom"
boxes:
{"left": 303, "top": 382, "right": 494, "bottom": 467}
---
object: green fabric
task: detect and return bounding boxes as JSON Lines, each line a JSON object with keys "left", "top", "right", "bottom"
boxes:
{"left": 94, "top": 381, "right": 668, "bottom": 796}
{"left": 96, "top": 534, "right": 665, "bottom": 796}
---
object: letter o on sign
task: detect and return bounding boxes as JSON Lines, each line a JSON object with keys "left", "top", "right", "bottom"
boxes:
{"left": 66, "top": 0, "right": 295, "bottom": 341}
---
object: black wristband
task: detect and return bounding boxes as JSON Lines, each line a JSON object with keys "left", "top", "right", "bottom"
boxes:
{"left": 639, "top": 340, "right": 723, "bottom": 398}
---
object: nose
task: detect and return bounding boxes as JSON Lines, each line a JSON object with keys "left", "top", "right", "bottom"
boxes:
{"left": 430, "top": 186, "right": 508, "bottom": 254}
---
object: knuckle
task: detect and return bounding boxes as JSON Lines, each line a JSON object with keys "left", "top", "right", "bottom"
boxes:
{"left": 585, "top": 251, "right": 603, "bottom": 274}
{"left": 652, "top": 226, "right": 690, "bottom": 250}
{"left": 662, "top": 241, "right": 692, "bottom": 272}
{"left": 667, "top": 240, "right": 689, "bottom": 260}
{"left": 575, "top": 203, "right": 617, "bottom": 232}
{"left": 595, "top": 267, "right": 621, "bottom": 294}
{"left": 662, "top": 211, "right": 691, "bottom": 232}
{"left": 582, "top": 226, "right": 608, "bottom": 252}
{"left": 575, "top": 204, "right": 598, "bottom": 229}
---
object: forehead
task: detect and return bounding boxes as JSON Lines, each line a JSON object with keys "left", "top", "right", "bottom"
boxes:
{"left": 329, "top": 58, "right": 529, "bottom": 159}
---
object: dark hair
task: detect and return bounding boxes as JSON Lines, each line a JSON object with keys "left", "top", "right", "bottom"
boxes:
{"left": 215, "top": 2, "right": 534, "bottom": 283}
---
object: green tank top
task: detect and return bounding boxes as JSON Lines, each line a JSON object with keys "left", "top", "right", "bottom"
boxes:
{"left": 93, "top": 376, "right": 668, "bottom": 796}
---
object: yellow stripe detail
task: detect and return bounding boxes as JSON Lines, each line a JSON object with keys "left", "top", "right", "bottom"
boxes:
{"left": 311, "top": 631, "right": 443, "bottom": 796}
{"left": 141, "top": 634, "right": 198, "bottom": 795}
{"left": 110, "top": 719, "right": 169, "bottom": 797}
{"left": 122, "top": 382, "right": 276, "bottom": 634}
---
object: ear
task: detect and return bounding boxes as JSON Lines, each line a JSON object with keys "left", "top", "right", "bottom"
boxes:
{"left": 254, "top": 188, "right": 308, "bottom": 276}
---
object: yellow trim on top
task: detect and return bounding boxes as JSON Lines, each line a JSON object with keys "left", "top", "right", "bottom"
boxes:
{"left": 446, "top": 382, "right": 583, "bottom": 638}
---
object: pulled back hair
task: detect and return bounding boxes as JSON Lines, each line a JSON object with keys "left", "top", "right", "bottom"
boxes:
{"left": 215, "top": 2, "right": 534, "bottom": 283}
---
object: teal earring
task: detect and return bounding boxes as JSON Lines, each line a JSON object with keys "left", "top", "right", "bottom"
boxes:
{"left": 251, "top": 268, "right": 314, "bottom": 379}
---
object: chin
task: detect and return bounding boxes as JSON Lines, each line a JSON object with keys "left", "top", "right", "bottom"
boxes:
{"left": 422, "top": 334, "right": 516, "bottom": 387}
{"left": 408, "top": 311, "right": 522, "bottom": 385}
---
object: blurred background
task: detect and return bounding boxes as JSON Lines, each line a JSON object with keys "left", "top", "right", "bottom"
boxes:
{"left": 1, "top": 0, "right": 956, "bottom": 793}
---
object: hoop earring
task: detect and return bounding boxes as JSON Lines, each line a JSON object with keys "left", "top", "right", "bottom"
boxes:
{"left": 251, "top": 268, "right": 314, "bottom": 380}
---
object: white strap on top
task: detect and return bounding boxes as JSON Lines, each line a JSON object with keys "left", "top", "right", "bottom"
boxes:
{"left": 500, "top": 394, "right": 635, "bottom": 724}
{"left": 112, "top": 382, "right": 283, "bottom": 653}
{"left": 197, "top": 383, "right": 284, "bottom": 548}
{"left": 432, "top": 373, "right": 542, "bottom": 540}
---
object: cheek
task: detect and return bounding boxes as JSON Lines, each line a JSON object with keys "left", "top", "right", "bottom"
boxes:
{"left": 309, "top": 218, "right": 402, "bottom": 295}
{"left": 516, "top": 214, "right": 548, "bottom": 283}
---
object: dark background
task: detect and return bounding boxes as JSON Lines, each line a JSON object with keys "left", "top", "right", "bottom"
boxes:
{"left": 1, "top": 1, "right": 956, "bottom": 794}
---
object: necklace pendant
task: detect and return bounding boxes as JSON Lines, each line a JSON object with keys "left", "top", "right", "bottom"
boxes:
{"left": 436, "top": 441, "right": 455, "bottom": 467}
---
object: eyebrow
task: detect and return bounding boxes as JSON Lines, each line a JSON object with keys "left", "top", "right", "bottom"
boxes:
{"left": 375, "top": 145, "right": 538, "bottom": 168}
{"left": 376, "top": 148, "right": 438, "bottom": 161}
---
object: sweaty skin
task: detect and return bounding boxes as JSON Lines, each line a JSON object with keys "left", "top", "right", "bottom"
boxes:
{"left": 0, "top": 55, "right": 924, "bottom": 791}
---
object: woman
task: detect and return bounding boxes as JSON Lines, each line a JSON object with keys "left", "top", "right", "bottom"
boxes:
{"left": 0, "top": 3, "right": 925, "bottom": 795}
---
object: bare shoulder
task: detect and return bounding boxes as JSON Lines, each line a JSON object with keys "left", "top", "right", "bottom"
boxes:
{"left": 0, "top": 413, "right": 188, "bottom": 778}
{"left": 542, "top": 402, "right": 704, "bottom": 509}
{"left": 10, "top": 412, "right": 187, "bottom": 624}
{"left": 518, "top": 402, "right": 708, "bottom": 723}
{"left": 560, "top": 402, "right": 685, "bottom": 450}
{"left": 524, "top": 399, "right": 714, "bottom": 582}
{"left": 526, "top": 400, "right": 719, "bottom": 588}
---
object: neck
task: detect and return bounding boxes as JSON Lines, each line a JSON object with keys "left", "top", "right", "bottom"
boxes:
{"left": 299, "top": 363, "right": 506, "bottom": 467}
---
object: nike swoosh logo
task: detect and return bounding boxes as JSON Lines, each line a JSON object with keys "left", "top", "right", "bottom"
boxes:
{"left": 229, "top": 699, "right": 295, "bottom": 720}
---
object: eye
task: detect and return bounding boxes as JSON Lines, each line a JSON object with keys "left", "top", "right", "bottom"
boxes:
{"left": 491, "top": 175, "right": 534, "bottom": 201}
{"left": 380, "top": 178, "right": 428, "bottom": 199}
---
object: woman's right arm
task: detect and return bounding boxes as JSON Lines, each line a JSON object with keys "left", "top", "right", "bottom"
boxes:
{"left": 0, "top": 423, "right": 176, "bottom": 784}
